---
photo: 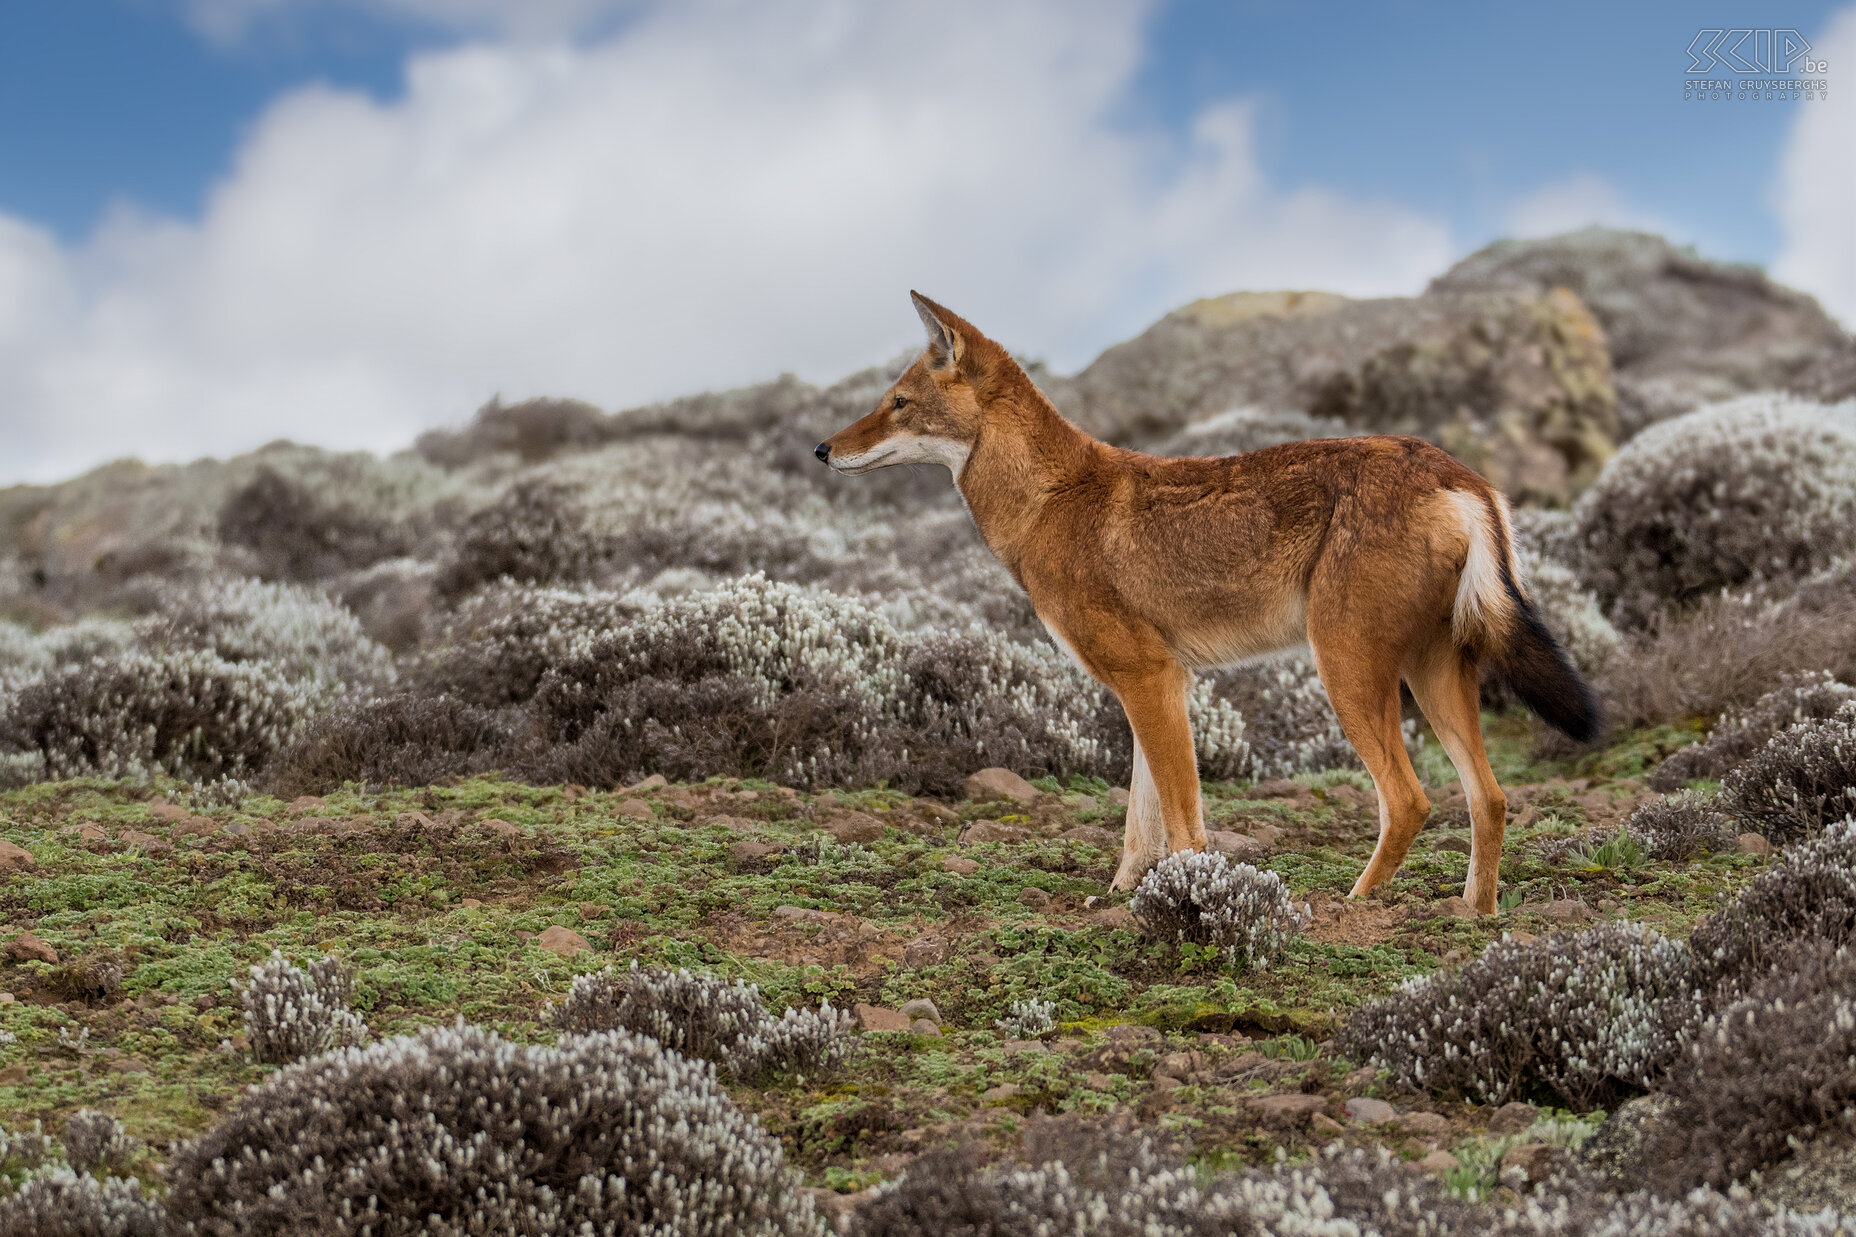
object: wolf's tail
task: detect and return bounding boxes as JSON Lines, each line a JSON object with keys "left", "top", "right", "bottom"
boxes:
{"left": 1446, "top": 489, "right": 1601, "bottom": 743}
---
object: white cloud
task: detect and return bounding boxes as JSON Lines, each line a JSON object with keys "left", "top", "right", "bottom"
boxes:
{"left": 1772, "top": 5, "right": 1856, "bottom": 328}
{"left": 0, "top": 0, "right": 1452, "bottom": 482}
{"left": 183, "top": 0, "right": 639, "bottom": 43}
{"left": 1500, "top": 172, "right": 1669, "bottom": 240}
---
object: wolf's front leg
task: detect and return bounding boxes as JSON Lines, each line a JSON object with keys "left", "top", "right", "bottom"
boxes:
{"left": 1112, "top": 737, "right": 1168, "bottom": 890}
{"left": 1109, "top": 663, "right": 1207, "bottom": 890}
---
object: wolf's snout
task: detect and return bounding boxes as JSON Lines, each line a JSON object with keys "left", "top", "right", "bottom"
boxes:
{"left": 814, "top": 442, "right": 831, "bottom": 463}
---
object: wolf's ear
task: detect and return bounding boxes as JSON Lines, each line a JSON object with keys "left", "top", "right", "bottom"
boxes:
{"left": 910, "top": 291, "right": 965, "bottom": 369}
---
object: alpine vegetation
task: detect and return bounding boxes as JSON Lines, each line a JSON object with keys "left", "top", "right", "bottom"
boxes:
{"left": 238, "top": 952, "right": 369, "bottom": 1065}
{"left": 1339, "top": 922, "right": 1701, "bottom": 1109}
{"left": 165, "top": 1022, "right": 822, "bottom": 1236}
{"left": 1686, "top": 818, "right": 1856, "bottom": 999}
{"left": 547, "top": 964, "right": 853, "bottom": 1080}
{"left": 993, "top": 998, "right": 1057, "bottom": 1039}
{"left": 1624, "top": 790, "right": 1738, "bottom": 861}
{"left": 1130, "top": 850, "right": 1310, "bottom": 971}
{"left": 58, "top": 1111, "right": 137, "bottom": 1178}
{"left": 1649, "top": 671, "right": 1856, "bottom": 791}
{"left": 1721, "top": 700, "right": 1856, "bottom": 843}
{"left": 0, "top": 1168, "right": 167, "bottom": 1237}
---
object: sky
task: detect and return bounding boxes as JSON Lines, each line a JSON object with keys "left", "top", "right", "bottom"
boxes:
{"left": 0, "top": 0, "right": 1850, "bottom": 483}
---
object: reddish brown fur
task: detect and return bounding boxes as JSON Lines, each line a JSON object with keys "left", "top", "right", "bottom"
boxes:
{"left": 822, "top": 293, "right": 1570, "bottom": 911}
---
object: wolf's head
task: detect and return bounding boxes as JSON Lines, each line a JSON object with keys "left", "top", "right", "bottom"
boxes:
{"left": 815, "top": 292, "right": 993, "bottom": 477}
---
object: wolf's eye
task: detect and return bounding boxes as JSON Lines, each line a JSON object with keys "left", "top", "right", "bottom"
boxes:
{"left": 892, "top": 395, "right": 909, "bottom": 410}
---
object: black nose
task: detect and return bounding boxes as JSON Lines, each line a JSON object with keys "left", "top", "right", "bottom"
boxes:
{"left": 814, "top": 442, "right": 831, "bottom": 463}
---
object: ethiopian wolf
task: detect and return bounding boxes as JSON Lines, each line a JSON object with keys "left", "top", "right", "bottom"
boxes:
{"left": 816, "top": 293, "right": 1598, "bottom": 912}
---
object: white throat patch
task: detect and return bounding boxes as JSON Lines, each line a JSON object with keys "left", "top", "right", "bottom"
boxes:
{"left": 830, "top": 434, "right": 969, "bottom": 478}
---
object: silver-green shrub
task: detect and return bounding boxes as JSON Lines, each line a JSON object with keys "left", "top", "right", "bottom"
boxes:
{"left": 239, "top": 952, "right": 368, "bottom": 1065}
{"left": 1130, "top": 851, "right": 1309, "bottom": 971}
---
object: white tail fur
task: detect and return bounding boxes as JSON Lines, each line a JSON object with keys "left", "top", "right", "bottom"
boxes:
{"left": 1446, "top": 489, "right": 1519, "bottom": 645}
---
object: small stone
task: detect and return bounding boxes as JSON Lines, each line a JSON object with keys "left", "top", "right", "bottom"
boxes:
{"left": 78, "top": 824, "right": 108, "bottom": 845}
{"left": 1004, "top": 1039, "right": 1048, "bottom": 1054}
{"left": 1399, "top": 1111, "right": 1451, "bottom": 1137}
{"left": 1103, "top": 1024, "right": 1163, "bottom": 1044}
{"left": 1250, "top": 1093, "right": 1327, "bottom": 1120}
{"left": 1094, "top": 906, "right": 1135, "bottom": 930}
{"left": 1434, "top": 837, "right": 1472, "bottom": 854}
{"left": 1156, "top": 1051, "right": 1201, "bottom": 1080}
{"left": 120, "top": 829, "right": 169, "bottom": 854}
{"left": 1060, "top": 825, "right": 1120, "bottom": 848}
{"left": 1737, "top": 832, "right": 1773, "bottom": 856}
{"left": 910, "top": 1019, "right": 941, "bottom": 1036}
{"left": 578, "top": 903, "right": 609, "bottom": 922}
{"left": 1426, "top": 896, "right": 1480, "bottom": 918}
{"left": 898, "top": 998, "right": 944, "bottom": 1026}
{"left": 1488, "top": 1101, "right": 1539, "bottom": 1135}
{"left": 614, "top": 799, "right": 653, "bottom": 821}
{"left": 1345, "top": 1097, "right": 1398, "bottom": 1125}
{"left": 536, "top": 925, "right": 591, "bottom": 956}
{"left": 461, "top": 898, "right": 484, "bottom": 909}
{"left": 1152, "top": 1075, "right": 1184, "bottom": 1092}
{"left": 284, "top": 796, "right": 324, "bottom": 815}
{"left": 625, "top": 774, "right": 668, "bottom": 793}
{"left": 1536, "top": 898, "right": 1593, "bottom": 924}
{"left": 1107, "top": 788, "right": 1131, "bottom": 809}
{"left": 982, "top": 1082, "right": 1020, "bottom": 1102}
{"left": 1073, "top": 795, "right": 1099, "bottom": 811}
{"left": 1501, "top": 1142, "right": 1568, "bottom": 1189}
{"left": 0, "top": 841, "right": 34, "bottom": 872}
{"left": 1246, "top": 779, "right": 1309, "bottom": 800}
{"left": 1249, "top": 824, "right": 1284, "bottom": 847}
{"left": 148, "top": 801, "right": 191, "bottom": 821}
{"left": 1207, "top": 830, "right": 1267, "bottom": 860}
{"left": 176, "top": 816, "right": 219, "bottom": 837}
{"left": 903, "top": 936, "right": 948, "bottom": 967}
{"left": 0, "top": 992, "right": 10, "bottom": 1003}
{"left": 959, "top": 820, "right": 1032, "bottom": 845}
{"left": 826, "top": 813, "right": 885, "bottom": 844}
{"left": 223, "top": 822, "right": 250, "bottom": 837}
{"left": 6, "top": 931, "right": 56, "bottom": 964}
{"left": 774, "top": 905, "right": 820, "bottom": 921}
{"left": 1311, "top": 1113, "right": 1346, "bottom": 1135}
{"left": 732, "top": 839, "right": 786, "bottom": 866}
{"left": 963, "top": 768, "right": 1039, "bottom": 804}
{"left": 915, "top": 801, "right": 959, "bottom": 826}
{"left": 1085, "top": 1072, "right": 1116, "bottom": 1089}
{"left": 1419, "top": 1150, "right": 1460, "bottom": 1173}
{"left": 1017, "top": 887, "right": 1052, "bottom": 909}
{"left": 853, "top": 1004, "right": 912, "bottom": 1033}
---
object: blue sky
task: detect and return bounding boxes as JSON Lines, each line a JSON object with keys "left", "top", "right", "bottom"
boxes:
{"left": 0, "top": 0, "right": 1848, "bottom": 481}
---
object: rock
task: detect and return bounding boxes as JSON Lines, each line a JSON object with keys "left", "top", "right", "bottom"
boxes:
{"left": 78, "top": 824, "right": 108, "bottom": 845}
{"left": 0, "top": 841, "right": 34, "bottom": 872}
{"left": 1245, "top": 779, "right": 1309, "bottom": 800}
{"left": 1060, "top": 825, "right": 1120, "bottom": 848}
{"left": 0, "top": 992, "right": 10, "bottom": 1003}
{"left": 614, "top": 799, "right": 653, "bottom": 821}
{"left": 1424, "top": 896, "right": 1480, "bottom": 919}
{"left": 1398, "top": 1111, "right": 1451, "bottom": 1138}
{"left": 903, "top": 936, "right": 948, "bottom": 967}
{"left": 1536, "top": 899, "right": 1594, "bottom": 924}
{"left": 1094, "top": 906, "right": 1136, "bottom": 930}
{"left": 898, "top": 998, "right": 943, "bottom": 1027}
{"left": 1433, "top": 837, "right": 1472, "bottom": 855}
{"left": 536, "top": 926, "right": 590, "bottom": 956}
{"left": 461, "top": 898, "right": 483, "bottom": 909}
{"left": 1048, "top": 281, "right": 1620, "bottom": 504}
{"left": 625, "top": 774, "right": 668, "bottom": 793}
{"left": 1488, "top": 1101, "right": 1539, "bottom": 1135}
{"left": 149, "top": 802, "right": 192, "bottom": 822}
{"left": 1583, "top": 1094, "right": 1676, "bottom": 1187}
{"left": 1017, "top": 887, "right": 1051, "bottom": 909}
{"left": 119, "top": 829, "right": 169, "bottom": 854}
{"left": 1500, "top": 1142, "right": 1570, "bottom": 1190}
{"left": 910, "top": 1019, "right": 940, "bottom": 1037}
{"left": 826, "top": 813, "right": 885, "bottom": 844}
{"left": 940, "top": 856, "right": 980, "bottom": 875}
{"left": 964, "top": 768, "right": 1039, "bottom": 805}
{"left": 1073, "top": 795, "right": 1099, "bottom": 811}
{"left": 1418, "top": 1150, "right": 1460, "bottom": 1173}
{"left": 1430, "top": 229, "right": 1856, "bottom": 437}
{"left": 1345, "top": 1097, "right": 1398, "bottom": 1125}
{"left": 1737, "top": 832, "right": 1773, "bottom": 857}
{"left": 1249, "top": 824, "right": 1284, "bottom": 848}
{"left": 805, "top": 1185, "right": 880, "bottom": 1234}
{"left": 1207, "top": 830, "right": 1267, "bottom": 860}
{"left": 853, "top": 1004, "right": 912, "bottom": 1033}
{"left": 1004, "top": 1039, "right": 1048, "bottom": 1054}
{"left": 1104, "top": 1024, "right": 1163, "bottom": 1045}
{"left": 1250, "top": 1093, "right": 1327, "bottom": 1121}
{"left": 0, "top": 1064, "right": 27, "bottom": 1086}
{"left": 480, "top": 818, "right": 523, "bottom": 842}
{"left": 959, "top": 821, "right": 1031, "bottom": 845}
{"left": 578, "top": 903, "right": 609, "bottom": 921}
{"left": 1757, "top": 1133, "right": 1856, "bottom": 1212}
{"left": 1152, "top": 1074, "right": 1184, "bottom": 1092}
{"left": 982, "top": 1082, "right": 1020, "bottom": 1102}
{"left": 284, "top": 795, "right": 325, "bottom": 815}
{"left": 1108, "top": 788, "right": 1131, "bottom": 808}
{"left": 6, "top": 931, "right": 56, "bottom": 964}
{"left": 1311, "top": 1113, "right": 1346, "bottom": 1135}
{"left": 1156, "top": 1051, "right": 1203, "bottom": 1081}
{"left": 731, "top": 839, "right": 785, "bottom": 864}
{"left": 774, "top": 905, "right": 826, "bottom": 922}
{"left": 176, "top": 816, "right": 219, "bottom": 837}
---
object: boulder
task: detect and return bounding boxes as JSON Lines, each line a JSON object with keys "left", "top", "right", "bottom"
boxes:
{"left": 730, "top": 839, "right": 785, "bottom": 864}
{"left": 614, "top": 799, "right": 653, "bottom": 821}
{"left": 1418, "top": 1150, "right": 1460, "bottom": 1173}
{"left": 1207, "top": 830, "right": 1267, "bottom": 860}
{"left": 5, "top": 931, "right": 56, "bottom": 964}
{"left": 1500, "top": 1142, "right": 1571, "bottom": 1190}
{"left": 959, "top": 821, "right": 1031, "bottom": 845}
{"left": 1249, "top": 1093, "right": 1327, "bottom": 1121}
{"left": 1107, "top": 788, "right": 1131, "bottom": 808}
{"left": 939, "top": 855, "right": 981, "bottom": 875}
{"left": 1757, "top": 1134, "right": 1856, "bottom": 1212}
{"left": 1093, "top": 906, "right": 1135, "bottom": 930}
{"left": 536, "top": 925, "right": 590, "bottom": 957}
{"left": 963, "top": 768, "right": 1039, "bottom": 805}
{"left": 1535, "top": 898, "right": 1594, "bottom": 924}
{"left": 1017, "top": 887, "right": 1052, "bottom": 909}
{"left": 1060, "top": 825, "right": 1121, "bottom": 848}
{"left": 624, "top": 774, "right": 668, "bottom": 793}
{"left": 1344, "top": 1097, "right": 1397, "bottom": 1125}
{"left": 1488, "top": 1101, "right": 1540, "bottom": 1135}
{"left": 1398, "top": 1111, "right": 1451, "bottom": 1138}
{"left": 903, "top": 936, "right": 949, "bottom": 967}
{"left": 853, "top": 1004, "right": 912, "bottom": 1033}
{"left": 909, "top": 1019, "right": 941, "bottom": 1037}
{"left": 1583, "top": 1094, "right": 1675, "bottom": 1187}
{"left": 825, "top": 813, "right": 886, "bottom": 845}
{"left": 149, "top": 802, "right": 192, "bottom": 822}
{"left": 0, "top": 841, "right": 33, "bottom": 872}
{"left": 1423, "top": 896, "right": 1480, "bottom": 919}
{"left": 1737, "top": 833, "right": 1773, "bottom": 857}
{"left": 898, "top": 998, "right": 943, "bottom": 1027}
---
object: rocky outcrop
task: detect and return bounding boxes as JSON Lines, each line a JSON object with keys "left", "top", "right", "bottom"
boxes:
{"left": 1049, "top": 285, "right": 1619, "bottom": 505}
{"left": 1431, "top": 228, "right": 1856, "bottom": 436}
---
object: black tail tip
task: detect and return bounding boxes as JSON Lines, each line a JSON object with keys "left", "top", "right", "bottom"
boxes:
{"left": 1502, "top": 602, "right": 1603, "bottom": 744}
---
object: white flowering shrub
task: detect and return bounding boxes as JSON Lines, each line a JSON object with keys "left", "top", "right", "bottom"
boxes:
{"left": 1130, "top": 851, "right": 1310, "bottom": 971}
{"left": 165, "top": 1022, "right": 821, "bottom": 1236}
{"left": 1688, "top": 818, "right": 1856, "bottom": 999}
{"left": 994, "top": 998, "right": 1057, "bottom": 1038}
{"left": 1652, "top": 671, "right": 1856, "bottom": 790}
{"left": 58, "top": 1112, "right": 136, "bottom": 1178}
{"left": 1573, "top": 393, "right": 1856, "bottom": 628}
{"left": 238, "top": 952, "right": 368, "bottom": 1065}
{"left": 0, "top": 1167, "right": 167, "bottom": 1237}
{"left": 1625, "top": 791, "right": 1737, "bottom": 860}
{"left": 144, "top": 576, "right": 395, "bottom": 697}
{"left": 1340, "top": 922, "right": 1702, "bottom": 1109}
{"left": 549, "top": 964, "right": 853, "bottom": 1080}
{"left": 1721, "top": 701, "right": 1856, "bottom": 843}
